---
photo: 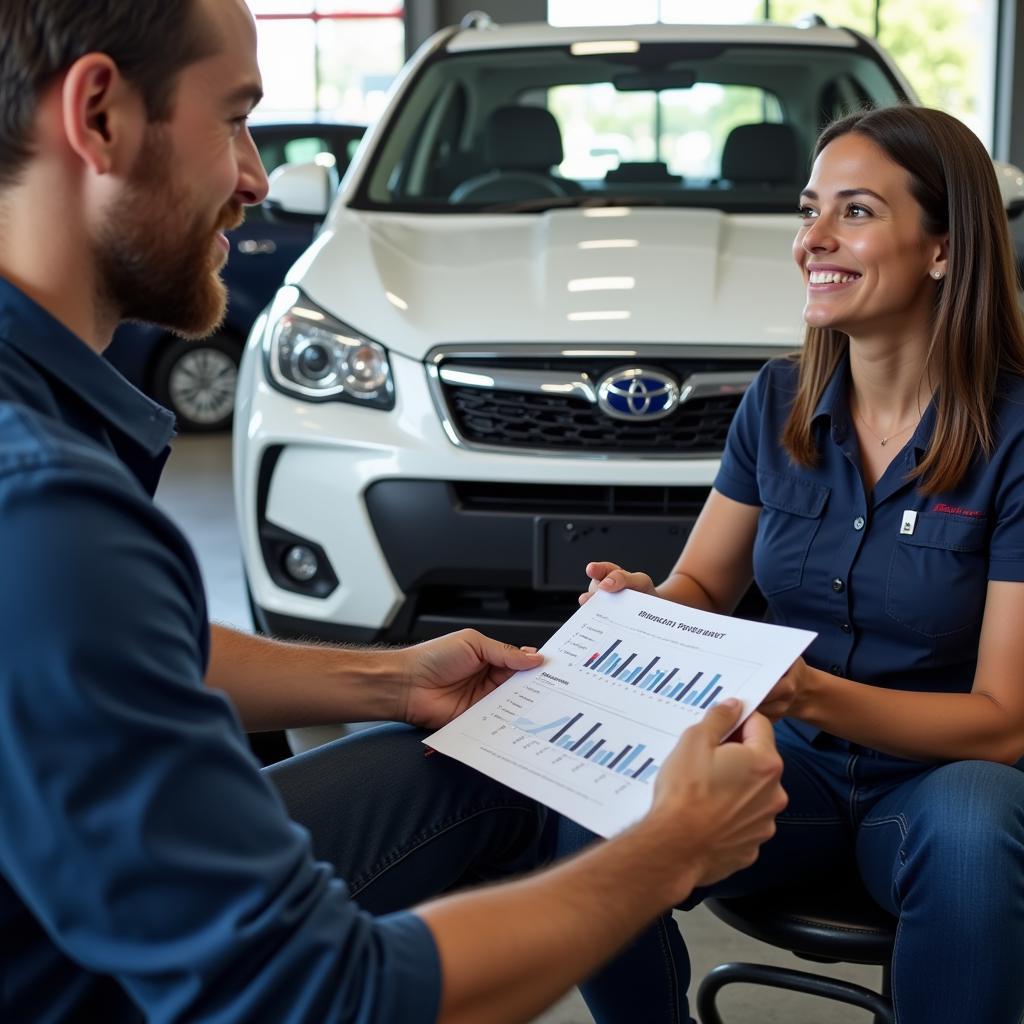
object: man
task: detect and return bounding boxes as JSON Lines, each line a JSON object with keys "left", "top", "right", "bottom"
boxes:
{"left": 0, "top": 2, "right": 787, "bottom": 1022}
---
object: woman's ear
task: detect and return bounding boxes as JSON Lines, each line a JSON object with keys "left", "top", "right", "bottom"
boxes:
{"left": 930, "top": 234, "right": 949, "bottom": 281}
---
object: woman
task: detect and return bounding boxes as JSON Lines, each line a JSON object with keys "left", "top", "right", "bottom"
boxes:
{"left": 568, "top": 105, "right": 1024, "bottom": 1023}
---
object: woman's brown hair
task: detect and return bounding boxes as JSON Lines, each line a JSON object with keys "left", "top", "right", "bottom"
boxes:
{"left": 781, "top": 105, "right": 1024, "bottom": 494}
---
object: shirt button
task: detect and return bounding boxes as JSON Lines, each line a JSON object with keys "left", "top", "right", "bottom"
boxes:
{"left": 841, "top": 623, "right": 852, "bottom": 633}
{"left": 853, "top": 516, "right": 865, "bottom": 531}
{"left": 829, "top": 664, "right": 842, "bottom": 674}
{"left": 831, "top": 578, "right": 845, "bottom": 593}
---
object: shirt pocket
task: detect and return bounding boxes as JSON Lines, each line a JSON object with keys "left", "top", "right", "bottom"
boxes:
{"left": 753, "top": 470, "right": 830, "bottom": 596}
{"left": 884, "top": 516, "right": 988, "bottom": 637}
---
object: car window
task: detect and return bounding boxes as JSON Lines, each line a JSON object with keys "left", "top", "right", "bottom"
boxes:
{"left": 545, "top": 82, "right": 783, "bottom": 180}
{"left": 249, "top": 129, "right": 361, "bottom": 223}
{"left": 256, "top": 134, "right": 332, "bottom": 173}
{"left": 355, "top": 42, "right": 906, "bottom": 213}
{"left": 282, "top": 136, "right": 334, "bottom": 166}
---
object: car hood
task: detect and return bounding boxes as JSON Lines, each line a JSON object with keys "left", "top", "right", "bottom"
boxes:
{"left": 288, "top": 205, "right": 807, "bottom": 360}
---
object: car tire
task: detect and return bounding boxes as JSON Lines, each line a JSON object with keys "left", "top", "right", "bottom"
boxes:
{"left": 151, "top": 333, "right": 242, "bottom": 433}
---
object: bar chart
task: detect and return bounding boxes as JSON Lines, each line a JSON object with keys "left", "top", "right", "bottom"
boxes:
{"left": 583, "top": 637, "right": 724, "bottom": 708}
{"left": 514, "top": 712, "right": 659, "bottom": 781}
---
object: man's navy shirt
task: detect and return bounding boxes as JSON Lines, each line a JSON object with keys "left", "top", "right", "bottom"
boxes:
{"left": 0, "top": 279, "right": 440, "bottom": 1023}
{"left": 715, "top": 356, "right": 1024, "bottom": 745}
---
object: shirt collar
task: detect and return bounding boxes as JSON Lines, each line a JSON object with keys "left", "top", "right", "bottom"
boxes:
{"left": 810, "top": 352, "right": 936, "bottom": 459}
{"left": 0, "top": 277, "right": 175, "bottom": 457}
{"left": 810, "top": 355, "right": 854, "bottom": 445}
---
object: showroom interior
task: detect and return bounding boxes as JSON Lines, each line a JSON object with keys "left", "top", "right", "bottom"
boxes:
{"left": 159, "top": 2, "right": 1024, "bottom": 1023}
{"left": 10, "top": 0, "right": 1024, "bottom": 1021}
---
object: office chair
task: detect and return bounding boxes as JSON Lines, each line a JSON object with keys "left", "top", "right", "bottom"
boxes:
{"left": 696, "top": 870, "right": 897, "bottom": 1024}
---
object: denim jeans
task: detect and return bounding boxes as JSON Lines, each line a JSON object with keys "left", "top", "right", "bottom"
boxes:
{"left": 263, "top": 723, "right": 557, "bottom": 915}
{"left": 557, "top": 719, "right": 1024, "bottom": 1024}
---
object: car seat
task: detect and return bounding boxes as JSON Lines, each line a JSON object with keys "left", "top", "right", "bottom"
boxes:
{"left": 450, "top": 106, "right": 582, "bottom": 203}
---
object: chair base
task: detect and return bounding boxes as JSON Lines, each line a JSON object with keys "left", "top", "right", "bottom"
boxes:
{"left": 696, "top": 961, "right": 894, "bottom": 1024}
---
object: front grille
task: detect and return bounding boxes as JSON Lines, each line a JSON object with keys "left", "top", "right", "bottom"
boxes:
{"left": 452, "top": 482, "right": 708, "bottom": 516}
{"left": 447, "top": 387, "right": 741, "bottom": 453}
{"left": 434, "top": 353, "right": 769, "bottom": 455}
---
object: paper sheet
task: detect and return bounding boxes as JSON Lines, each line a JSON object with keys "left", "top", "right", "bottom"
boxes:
{"left": 427, "top": 589, "right": 815, "bottom": 837}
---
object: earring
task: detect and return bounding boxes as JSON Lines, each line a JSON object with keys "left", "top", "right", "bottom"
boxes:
{"left": 931, "top": 270, "right": 944, "bottom": 280}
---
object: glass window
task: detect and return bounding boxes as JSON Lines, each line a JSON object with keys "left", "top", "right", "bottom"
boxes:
{"left": 315, "top": 16, "right": 405, "bottom": 122}
{"left": 357, "top": 42, "right": 904, "bottom": 212}
{"left": 247, "top": 0, "right": 316, "bottom": 13}
{"left": 282, "top": 136, "right": 333, "bottom": 164}
{"left": 768, "top": 0, "right": 995, "bottom": 144}
{"left": 549, "top": 0, "right": 660, "bottom": 26}
{"left": 549, "top": 0, "right": 763, "bottom": 25}
{"left": 550, "top": 0, "right": 997, "bottom": 149}
{"left": 319, "top": 0, "right": 402, "bottom": 10}
{"left": 255, "top": 18, "right": 318, "bottom": 113}
{"left": 248, "top": 0, "right": 400, "bottom": 11}
{"left": 659, "top": 0, "right": 762, "bottom": 22}
{"left": 245, "top": 3, "right": 404, "bottom": 122}
{"left": 550, "top": 82, "right": 782, "bottom": 179}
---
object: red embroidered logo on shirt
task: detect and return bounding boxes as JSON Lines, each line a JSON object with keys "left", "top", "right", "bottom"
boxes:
{"left": 932, "top": 503, "right": 984, "bottom": 518}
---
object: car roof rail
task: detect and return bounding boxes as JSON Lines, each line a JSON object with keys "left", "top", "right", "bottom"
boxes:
{"left": 793, "top": 12, "right": 828, "bottom": 27}
{"left": 459, "top": 10, "right": 496, "bottom": 30}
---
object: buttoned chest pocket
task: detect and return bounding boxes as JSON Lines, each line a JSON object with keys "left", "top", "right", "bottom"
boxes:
{"left": 753, "top": 471, "right": 830, "bottom": 596}
{"left": 885, "top": 516, "right": 988, "bottom": 637}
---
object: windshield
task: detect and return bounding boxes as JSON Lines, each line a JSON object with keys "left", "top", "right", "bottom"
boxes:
{"left": 355, "top": 41, "right": 906, "bottom": 214}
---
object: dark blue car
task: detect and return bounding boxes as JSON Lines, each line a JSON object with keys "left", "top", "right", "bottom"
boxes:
{"left": 104, "top": 121, "right": 365, "bottom": 431}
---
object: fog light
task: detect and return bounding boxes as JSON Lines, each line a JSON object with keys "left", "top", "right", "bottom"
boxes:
{"left": 284, "top": 545, "right": 319, "bottom": 583}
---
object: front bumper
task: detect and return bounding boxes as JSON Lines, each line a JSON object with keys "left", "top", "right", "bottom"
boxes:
{"left": 236, "top": 344, "right": 731, "bottom": 647}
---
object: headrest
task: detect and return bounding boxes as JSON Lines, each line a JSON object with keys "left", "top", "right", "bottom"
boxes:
{"left": 482, "top": 106, "right": 564, "bottom": 171}
{"left": 720, "top": 123, "right": 802, "bottom": 184}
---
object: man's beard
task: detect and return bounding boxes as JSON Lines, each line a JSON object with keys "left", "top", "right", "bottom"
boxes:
{"left": 94, "top": 127, "right": 244, "bottom": 339}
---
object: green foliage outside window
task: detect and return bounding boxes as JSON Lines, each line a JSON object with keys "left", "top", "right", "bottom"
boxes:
{"left": 769, "top": 0, "right": 980, "bottom": 124}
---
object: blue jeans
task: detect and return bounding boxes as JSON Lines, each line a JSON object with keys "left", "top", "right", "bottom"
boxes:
{"left": 263, "top": 723, "right": 557, "bottom": 914}
{"left": 558, "top": 720, "right": 1024, "bottom": 1024}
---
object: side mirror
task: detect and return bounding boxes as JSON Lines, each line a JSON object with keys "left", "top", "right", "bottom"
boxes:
{"left": 263, "top": 161, "right": 338, "bottom": 224}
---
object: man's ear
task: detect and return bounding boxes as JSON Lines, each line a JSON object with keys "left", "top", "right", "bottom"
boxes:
{"left": 60, "top": 53, "right": 145, "bottom": 176}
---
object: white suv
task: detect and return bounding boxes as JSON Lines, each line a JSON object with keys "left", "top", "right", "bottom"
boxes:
{"left": 234, "top": 18, "right": 1024, "bottom": 647}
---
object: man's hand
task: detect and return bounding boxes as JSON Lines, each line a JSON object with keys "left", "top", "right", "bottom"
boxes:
{"left": 579, "top": 561, "right": 657, "bottom": 605}
{"left": 396, "top": 630, "right": 543, "bottom": 731}
{"left": 646, "top": 700, "right": 786, "bottom": 902}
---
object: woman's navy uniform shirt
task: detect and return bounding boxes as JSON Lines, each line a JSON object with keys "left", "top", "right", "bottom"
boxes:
{"left": 0, "top": 278, "right": 439, "bottom": 1023}
{"left": 714, "top": 356, "right": 1024, "bottom": 744}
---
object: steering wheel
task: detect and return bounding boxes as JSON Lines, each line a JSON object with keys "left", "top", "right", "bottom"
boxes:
{"left": 450, "top": 171, "right": 570, "bottom": 204}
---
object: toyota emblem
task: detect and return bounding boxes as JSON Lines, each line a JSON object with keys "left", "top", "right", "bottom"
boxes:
{"left": 596, "top": 368, "right": 680, "bottom": 422}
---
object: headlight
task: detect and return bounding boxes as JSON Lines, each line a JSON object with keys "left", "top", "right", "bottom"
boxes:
{"left": 263, "top": 290, "right": 394, "bottom": 409}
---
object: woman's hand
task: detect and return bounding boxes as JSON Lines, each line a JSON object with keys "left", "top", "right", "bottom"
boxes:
{"left": 758, "top": 657, "right": 812, "bottom": 721}
{"left": 579, "top": 561, "right": 657, "bottom": 605}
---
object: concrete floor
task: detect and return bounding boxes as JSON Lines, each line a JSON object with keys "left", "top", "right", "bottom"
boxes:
{"left": 156, "top": 433, "right": 885, "bottom": 1024}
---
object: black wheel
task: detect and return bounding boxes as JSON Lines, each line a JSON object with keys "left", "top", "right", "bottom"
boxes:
{"left": 151, "top": 333, "right": 241, "bottom": 432}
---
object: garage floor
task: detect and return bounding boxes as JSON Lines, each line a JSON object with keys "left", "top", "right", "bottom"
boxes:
{"left": 157, "top": 434, "right": 884, "bottom": 1024}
